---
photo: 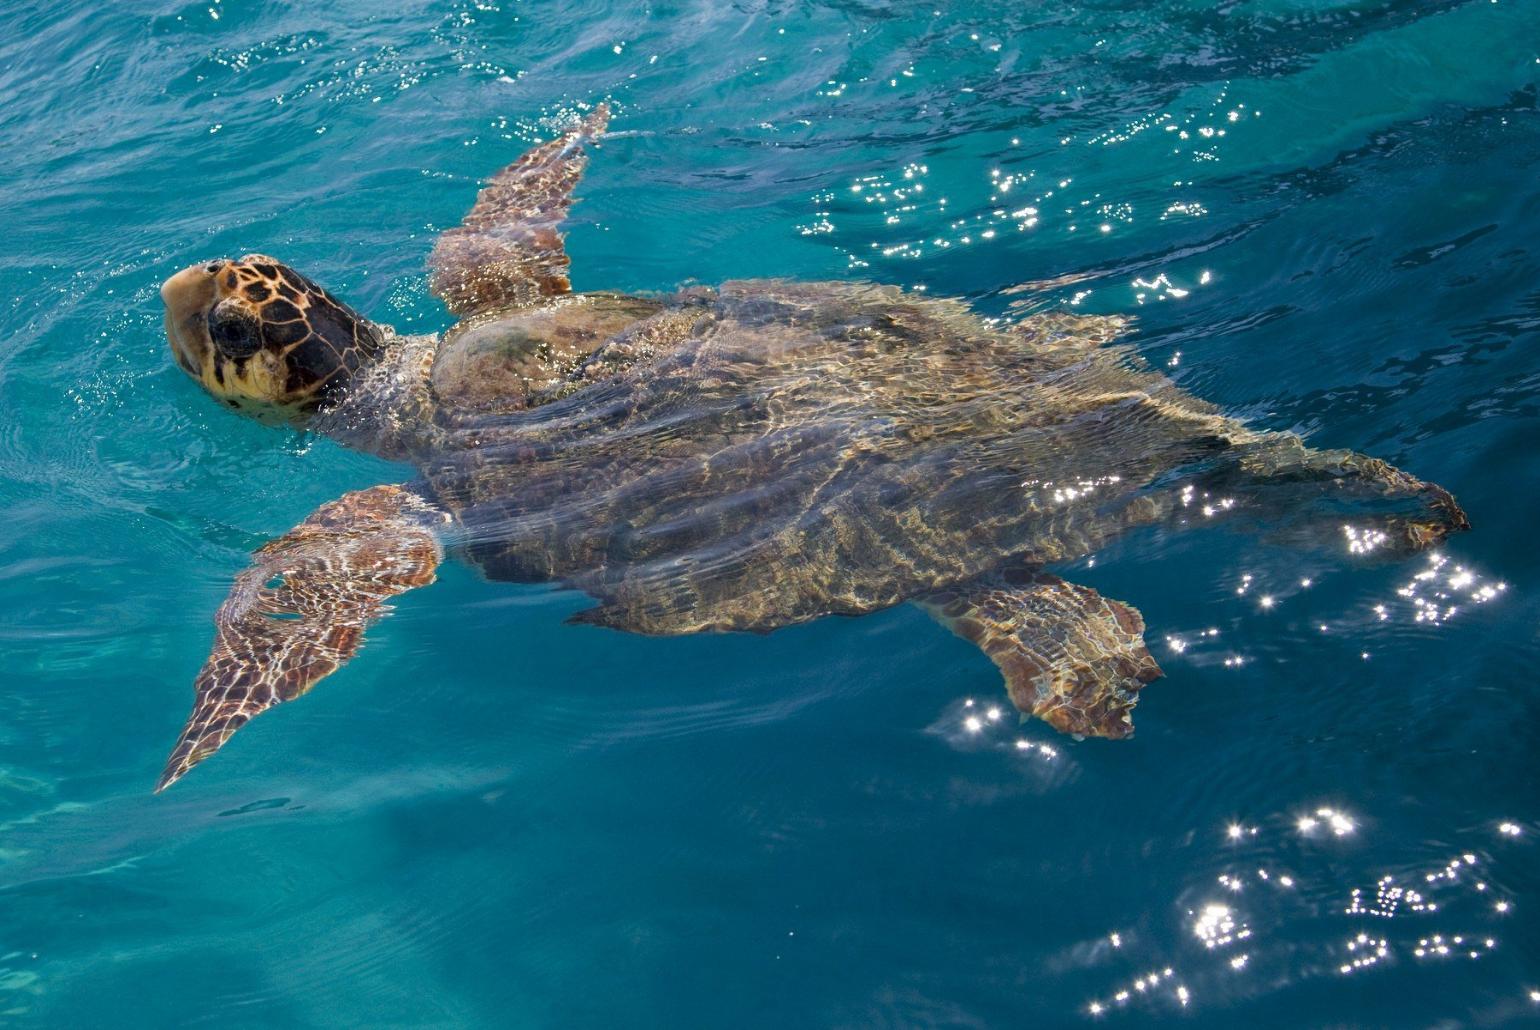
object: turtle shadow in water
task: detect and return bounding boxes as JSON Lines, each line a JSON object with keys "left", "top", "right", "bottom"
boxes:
{"left": 216, "top": 796, "right": 294, "bottom": 818}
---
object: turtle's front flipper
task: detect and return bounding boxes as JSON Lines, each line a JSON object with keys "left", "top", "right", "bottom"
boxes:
{"left": 429, "top": 104, "right": 610, "bottom": 317}
{"left": 157, "top": 485, "right": 443, "bottom": 792}
{"left": 920, "top": 571, "right": 1162, "bottom": 739}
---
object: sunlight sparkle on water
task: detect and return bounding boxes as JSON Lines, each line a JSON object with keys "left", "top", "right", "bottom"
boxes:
{"left": 1339, "top": 933, "right": 1390, "bottom": 975}
{"left": 1130, "top": 272, "right": 1206, "bottom": 305}
{"left": 935, "top": 699, "right": 1065, "bottom": 767}
{"left": 1368, "top": 553, "right": 1509, "bottom": 627}
{"left": 1344, "top": 525, "right": 1390, "bottom": 555}
{"left": 1347, "top": 875, "right": 1431, "bottom": 918}
{"left": 1298, "top": 806, "right": 1356, "bottom": 837}
{"left": 1071, "top": 802, "right": 1530, "bottom": 1021}
{"left": 1193, "top": 903, "right": 1245, "bottom": 948}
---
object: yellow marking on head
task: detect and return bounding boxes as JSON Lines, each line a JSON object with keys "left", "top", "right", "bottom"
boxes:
{"left": 161, "top": 255, "right": 382, "bottom": 420}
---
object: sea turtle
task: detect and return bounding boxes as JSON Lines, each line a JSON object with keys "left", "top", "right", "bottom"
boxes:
{"left": 155, "top": 105, "right": 1469, "bottom": 790}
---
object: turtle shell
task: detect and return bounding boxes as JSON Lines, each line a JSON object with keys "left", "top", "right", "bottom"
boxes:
{"left": 419, "top": 280, "right": 1234, "bottom": 634}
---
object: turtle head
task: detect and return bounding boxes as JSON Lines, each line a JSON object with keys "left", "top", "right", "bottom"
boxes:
{"left": 161, "top": 255, "right": 387, "bottom": 421}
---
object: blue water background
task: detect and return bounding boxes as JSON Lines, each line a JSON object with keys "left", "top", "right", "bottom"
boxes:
{"left": 1, "top": 1, "right": 1538, "bottom": 1024}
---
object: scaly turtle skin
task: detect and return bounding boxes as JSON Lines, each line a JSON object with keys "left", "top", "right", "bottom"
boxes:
{"left": 154, "top": 105, "right": 1470, "bottom": 790}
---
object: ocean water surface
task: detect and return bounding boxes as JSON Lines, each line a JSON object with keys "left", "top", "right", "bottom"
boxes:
{"left": 2, "top": 0, "right": 1539, "bottom": 1025}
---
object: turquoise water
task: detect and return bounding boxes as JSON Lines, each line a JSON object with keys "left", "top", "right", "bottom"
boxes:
{"left": 2, "top": 0, "right": 1539, "bottom": 1024}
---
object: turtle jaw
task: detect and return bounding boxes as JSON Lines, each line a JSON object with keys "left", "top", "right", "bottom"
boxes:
{"left": 161, "top": 261, "right": 220, "bottom": 380}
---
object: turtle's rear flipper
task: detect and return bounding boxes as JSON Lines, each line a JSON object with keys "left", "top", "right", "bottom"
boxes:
{"left": 919, "top": 571, "right": 1161, "bottom": 739}
{"left": 1203, "top": 433, "right": 1469, "bottom": 556}
{"left": 157, "top": 485, "right": 442, "bottom": 792}
{"left": 429, "top": 104, "right": 610, "bottom": 317}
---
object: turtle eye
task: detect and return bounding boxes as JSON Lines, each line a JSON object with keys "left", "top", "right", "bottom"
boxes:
{"left": 203, "top": 261, "right": 224, "bottom": 275}
{"left": 207, "top": 300, "right": 262, "bottom": 359}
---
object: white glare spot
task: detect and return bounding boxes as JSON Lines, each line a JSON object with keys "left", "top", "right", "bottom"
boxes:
{"left": 1325, "top": 810, "right": 1356, "bottom": 836}
{"left": 963, "top": 716, "right": 983, "bottom": 733}
{"left": 1193, "top": 903, "right": 1239, "bottom": 947}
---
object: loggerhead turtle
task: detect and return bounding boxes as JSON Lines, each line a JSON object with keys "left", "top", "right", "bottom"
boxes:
{"left": 155, "top": 105, "right": 1468, "bottom": 790}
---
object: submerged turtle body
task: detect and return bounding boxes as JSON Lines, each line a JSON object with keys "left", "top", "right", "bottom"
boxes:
{"left": 153, "top": 106, "right": 1470, "bottom": 790}
{"left": 422, "top": 282, "right": 1216, "bottom": 632}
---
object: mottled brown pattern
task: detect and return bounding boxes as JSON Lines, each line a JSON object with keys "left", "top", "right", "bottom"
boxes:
{"left": 422, "top": 279, "right": 1456, "bottom": 639}
{"left": 428, "top": 292, "right": 663, "bottom": 417}
{"left": 156, "top": 485, "right": 441, "bottom": 791}
{"left": 429, "top": 105, "right": 610, "bottom": 316}
{"left": 920, "top": 571, "right": 1162, "bottom": 738}
{"left": 161, "top": 253, "right": 386, "bottom": 416}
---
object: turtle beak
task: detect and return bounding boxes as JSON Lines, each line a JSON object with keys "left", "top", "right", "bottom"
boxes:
{"left": 161, "top": 260, "right": 222, "bottom": 310}
{"left": 161, "top": 261, "right": 223, "bottom": 376}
